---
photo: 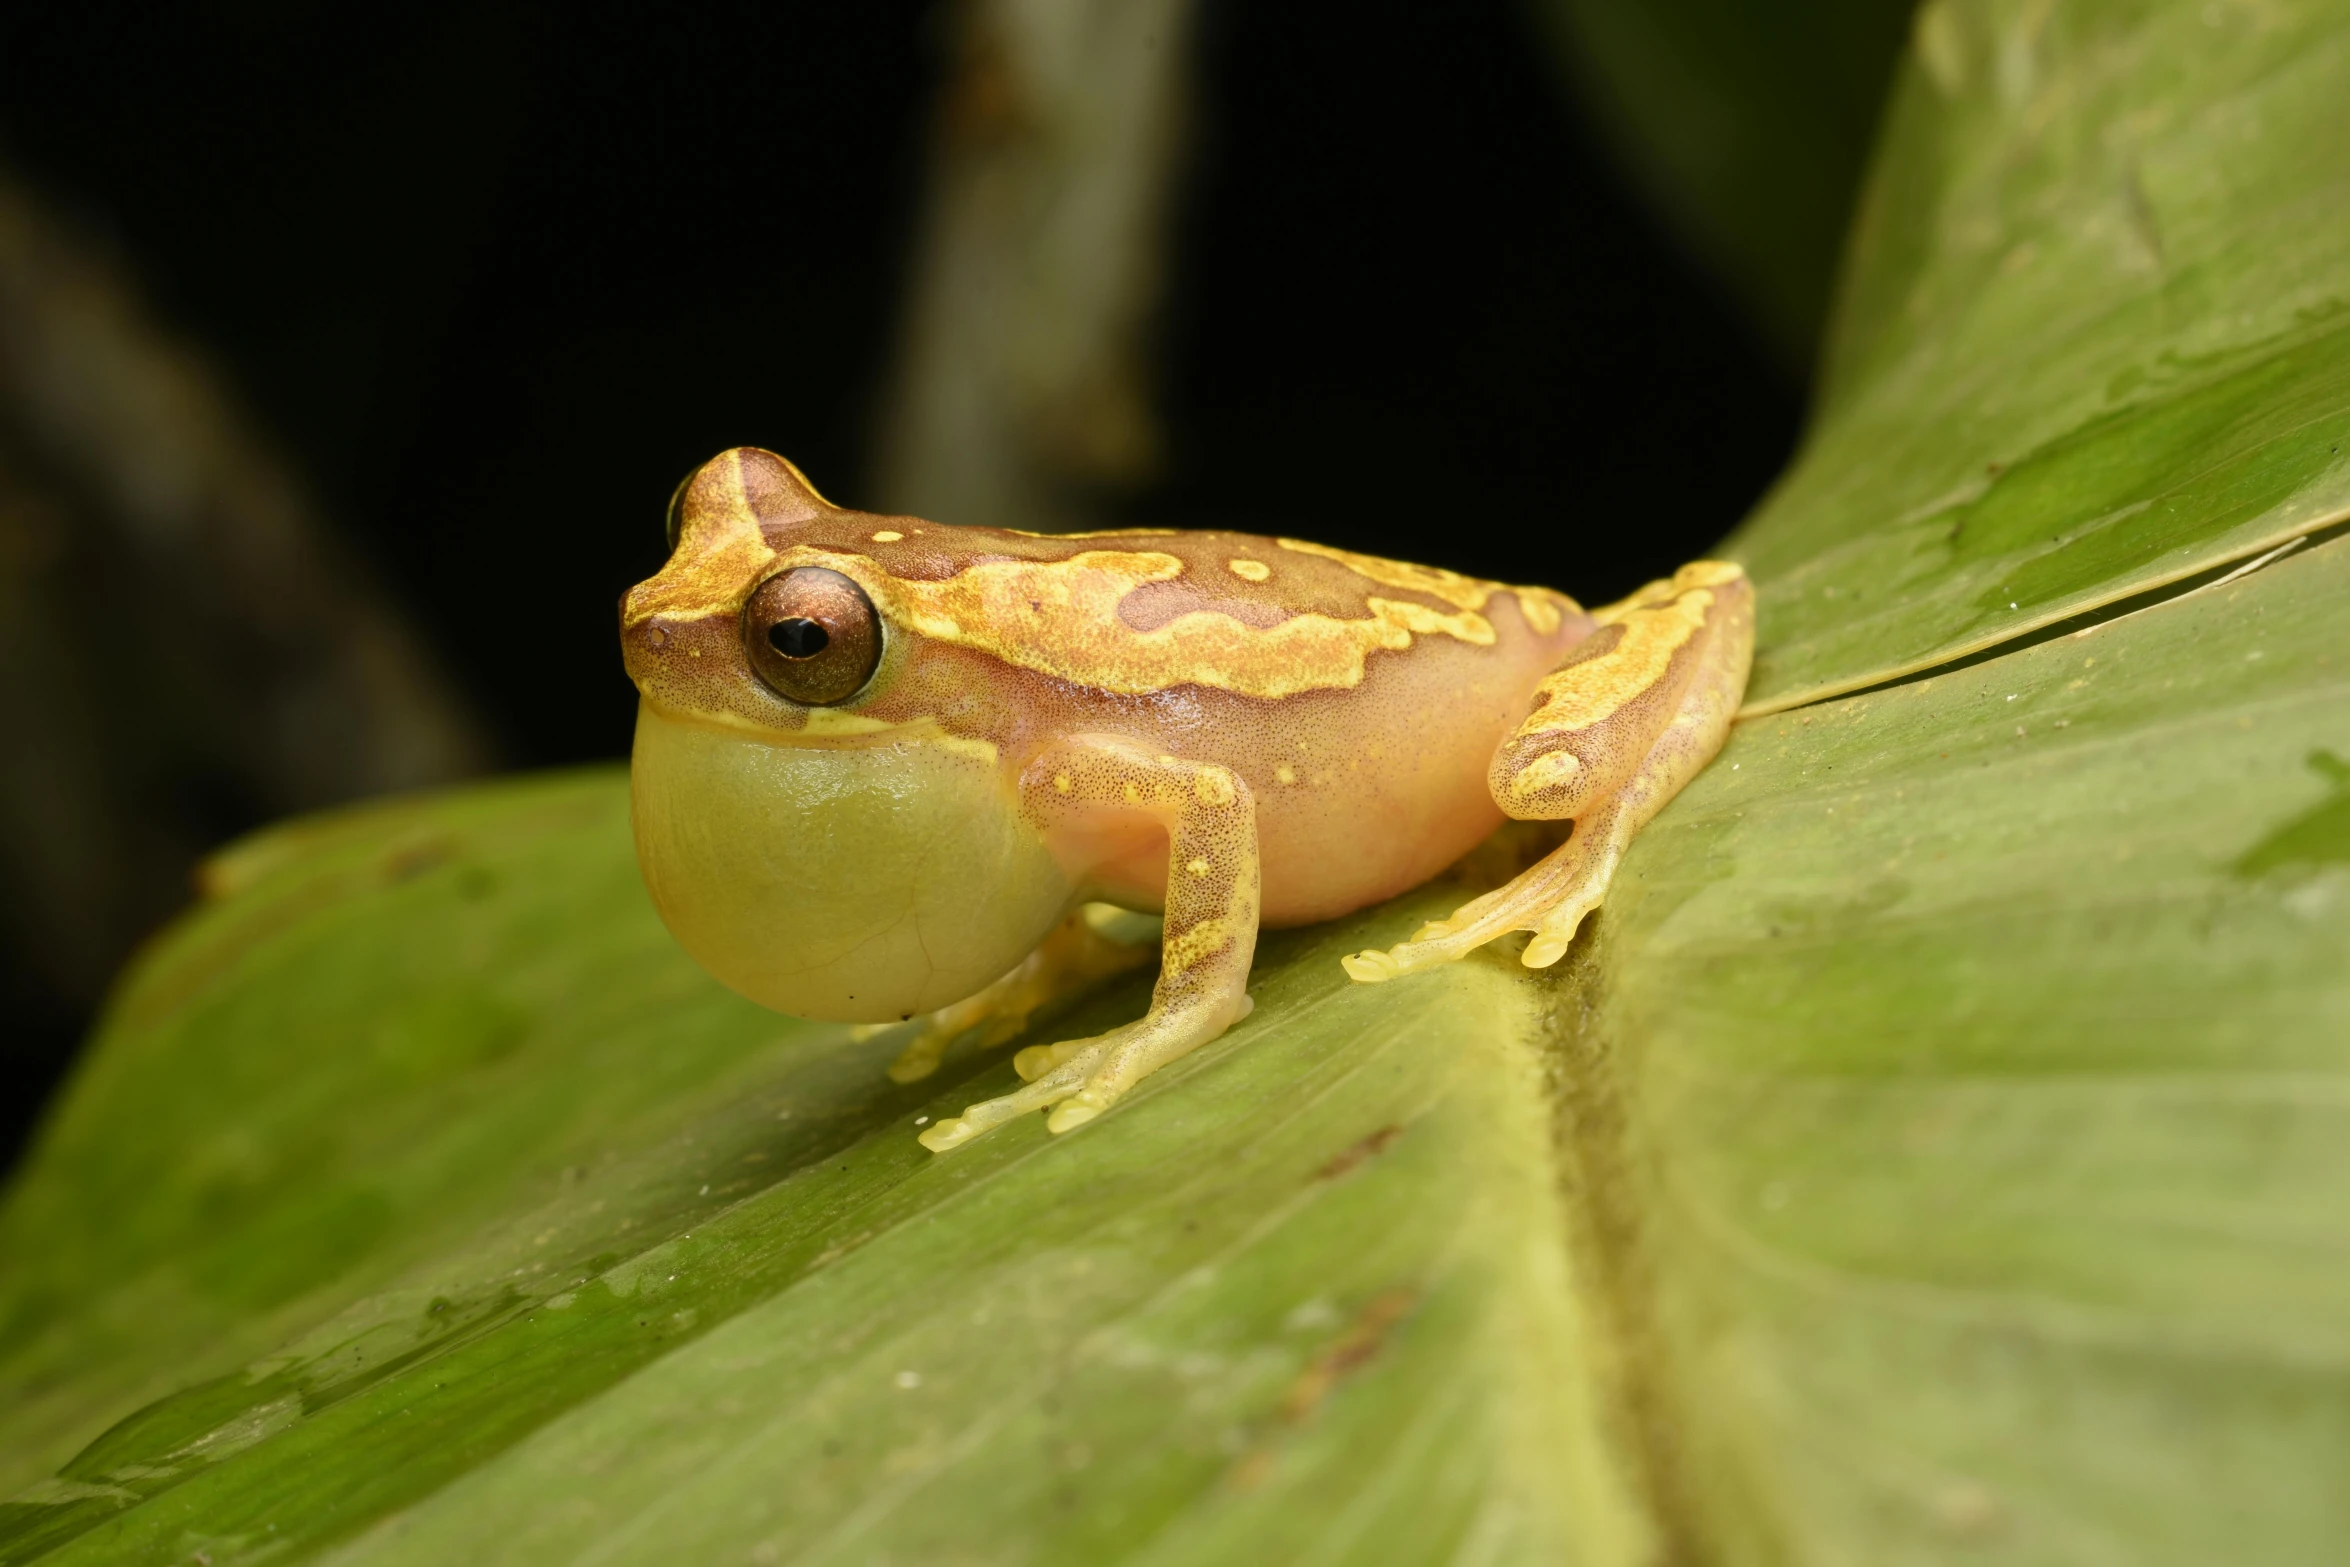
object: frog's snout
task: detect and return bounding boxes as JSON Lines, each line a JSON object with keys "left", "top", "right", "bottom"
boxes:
{"left": 616, "top": 601, "right": 749, "bottom": 713}
{"left": 618, "top": 442, "right": 823, "bottom": 699}
{"left": 617, "top": 599, "right": 665, "bottom": 684}
{"left": 617, "top": 598, "right": 679, "bottom": 683}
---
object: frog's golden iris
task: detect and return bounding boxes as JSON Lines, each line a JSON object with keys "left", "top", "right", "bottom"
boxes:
{"left": 620, "top": 447, "right": 1751, "bottom": 1152}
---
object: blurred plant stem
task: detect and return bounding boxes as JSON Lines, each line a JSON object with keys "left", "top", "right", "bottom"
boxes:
{"left": 872, "top": 0, "right": 1196, "bottom": 532}
{"left": 0, "top": 167, "right": 489, "bottom": 1038}
{"left": 1524, "top": 0, "right": 1915, "bottom": 371}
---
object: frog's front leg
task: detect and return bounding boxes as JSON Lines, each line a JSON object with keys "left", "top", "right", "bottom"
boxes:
{"left": 1344, "top": 561, "right": 1752, "bottom": 981}
{"left": 865, "top": 907, "right": 1157, "bottom": 1084}
{"left": 918, "top": 737, "right": 1260, "bottom": 1153}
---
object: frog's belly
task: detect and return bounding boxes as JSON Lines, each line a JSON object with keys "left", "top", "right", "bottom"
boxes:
{"left": 1082, "top": 629, "right": 1564, "bottom": 927}
{"left": 1252, "top": 757, "right": 1505, "bottom": 926}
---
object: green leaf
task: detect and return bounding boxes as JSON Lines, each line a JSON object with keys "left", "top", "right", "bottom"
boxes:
{"left": 1589, "top": 531, "right": 2350, "bottom": 1561}
{"left": 1736, "top": 0, "right": 2350, "bottom": 712}
{"left": 0, "top": 781, "right": 1636, "bottom": 1564}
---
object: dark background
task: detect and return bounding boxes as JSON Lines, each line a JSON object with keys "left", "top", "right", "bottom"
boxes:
{"left": 0, "top": 0, "right": 1797, "bottom": 1163}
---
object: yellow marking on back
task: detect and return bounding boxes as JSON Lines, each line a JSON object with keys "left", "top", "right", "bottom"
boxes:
{"left": 871, "top": 529, "right": 904, "bottom": 542}
{"left": 1514, "top": 587, "right": 1714, "bottom": 740}
{"left": 796, "top": 548, "right": 1497, "bottom": 699}
{"left": 1276, "top": 537, "right": 1499, "bottom": 611}
{"left": 1514, "top": 589, "right": 1569, "bottom": 635}
{"left": 1592, "top": 560, "right": 1745, "bottom": 625}
{"left": 1228, "top": 558, "right": 1271, "bottom": 581}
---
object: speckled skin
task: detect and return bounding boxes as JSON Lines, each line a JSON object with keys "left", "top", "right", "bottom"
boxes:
{"left": 620, "top": 448, "right": 1751, "bottom": 1150}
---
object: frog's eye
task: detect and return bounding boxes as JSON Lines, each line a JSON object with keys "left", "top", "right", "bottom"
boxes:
{"left": 663, "top": 471, "right": 694, "bottom": 551}
{"left": 742, "top": 567, "right": 882, "bottom": 706}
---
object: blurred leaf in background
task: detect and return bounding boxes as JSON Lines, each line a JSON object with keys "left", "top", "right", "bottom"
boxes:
{"left": 1524, "top": 0, "right": 1917, "bottom": 367}
{"left": 0, "top": 170, "right": 489, "bottom": 1138}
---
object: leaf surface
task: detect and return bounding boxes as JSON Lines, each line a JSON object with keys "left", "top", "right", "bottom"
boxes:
{"left": 1737, "top": 0, "right": 2350, "bottom": 711}
{"left": 1592, "top": 531, "right": 2350, "bottom": 1562}
{"left": 0, "top": 782, "right": 1632, "bottom": 1565}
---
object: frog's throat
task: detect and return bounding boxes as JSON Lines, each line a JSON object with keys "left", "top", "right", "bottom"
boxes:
{"left": 630, "top": 699, "right": 1061, "bottom": 1022}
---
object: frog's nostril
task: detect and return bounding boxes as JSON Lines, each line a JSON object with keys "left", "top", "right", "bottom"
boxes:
{"left": 769, "top": 618, "right": 830, "bottom": 660}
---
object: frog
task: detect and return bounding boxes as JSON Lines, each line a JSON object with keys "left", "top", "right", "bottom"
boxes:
{"left": 620, "top": 447, "right": 1752, "bottom": 1153}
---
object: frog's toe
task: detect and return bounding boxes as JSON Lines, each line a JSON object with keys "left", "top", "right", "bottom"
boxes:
{"left": 1341, "top": 927, "right": 1481, "bottom": 983}
{"left": 917, "top": 1116, "right": 981, "bottom": 1153}
{"left": 919, "top": 1043, "right": 1107, "bottom": 1153}
{"left": 1011, "top": 1038, "right": 1092, "bottom": 1082}
{"left": 886, "top": 1030, "right": 953, "bottom": 1083}
{"left": 1042, "top": 1059, "right": 1151, "bottom": 1134}
{"left": 1342, "top": 881, "right": 1530, "bottom": 983}
{"left": 1521, "top": 887, "right": 1603, "bottom": 968}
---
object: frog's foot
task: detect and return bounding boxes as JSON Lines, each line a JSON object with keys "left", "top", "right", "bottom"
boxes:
{"left": 872, "top": 906, "right": 1157, "bottom": 1084}
{"left": 917, "top": 1039, "right": 1107, "bottom": 1151}
{"left": 1346, "top": 562, "right": 1754, "bottom": 987}
{"left": 918, "top": 994, "right": 1253, "bottom": 1153}
{"left": 1341, "top": 808, "right": 1629, "bottom": 982}
{"left": 1009, "top": 993, "right": 1253, "bottom": 1083}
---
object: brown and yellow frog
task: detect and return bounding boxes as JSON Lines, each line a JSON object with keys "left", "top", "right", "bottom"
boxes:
{"left": 620, "top": 448, "right": 1751, "bottom": 1152}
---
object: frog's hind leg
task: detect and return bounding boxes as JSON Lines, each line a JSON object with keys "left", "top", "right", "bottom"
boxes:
{"left": 1343, "top": 561, "right": 1752, "bottom": 982}
{"left": 865, "top": 906, "right": 1156, "bottom": 1084}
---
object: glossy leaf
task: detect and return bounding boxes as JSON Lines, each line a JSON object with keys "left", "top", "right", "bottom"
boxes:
{"left": 1592, "top": 531, "right": 2350, "bottom": 1562}
{"left": 1736, "top": 0, "right": 2350, "bottom": 711}
{"left": 0, "top": 782, "right": 1630, "bottom": 1564}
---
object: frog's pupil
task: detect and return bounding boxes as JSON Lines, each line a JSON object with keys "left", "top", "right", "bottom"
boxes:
{"left": 769, "top": 618, "right": 829, "bottom": 659}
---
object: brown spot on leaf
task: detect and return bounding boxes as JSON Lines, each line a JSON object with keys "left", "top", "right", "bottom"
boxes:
{"left": 1278, "top": 1288, "right": 1416, "bottom": 1423}
{"left": 1315, "top": 1124, "right": 1404, "bottom": 1181}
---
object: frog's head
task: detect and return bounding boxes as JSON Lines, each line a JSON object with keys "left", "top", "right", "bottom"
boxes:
{"left": 619, "top": 448, "right": 1070, "bottom": 1023}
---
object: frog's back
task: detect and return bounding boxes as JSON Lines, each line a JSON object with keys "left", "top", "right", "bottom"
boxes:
{"left": 836, "top": 518, "right": 1594, "bottom": 926}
